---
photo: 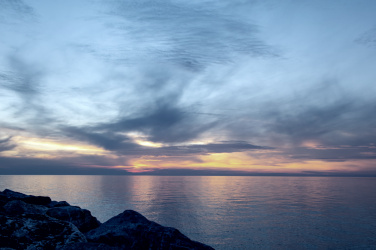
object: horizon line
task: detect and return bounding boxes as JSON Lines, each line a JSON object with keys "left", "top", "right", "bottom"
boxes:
{"left": 1, "top": 173, "right": 375, "bottom": 177}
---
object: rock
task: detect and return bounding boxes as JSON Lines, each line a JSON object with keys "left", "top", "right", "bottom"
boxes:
{"left": 48, "top": 200, "right": 71, "bottom": 208}
{"left": 0, "top": 189, "right": 214, "bottom": 249}
{"left": 21, "top": 195, "right": 52, "bottom": 206}
{"left": 57, "top": 242, "right": 121, "bottom": 250}
{"left": 1, "top": 189, "right": 51, "bottom": 206}
{"left": 47, "top": 206, "right": 101, "bottom": 233}
{"left": 0, "top": 194, "right": 10, "bottom": 208}
{"left": 0, "top": 213, "right": 87, "bottom": 249}
{"left": 86, "top": 210, "right": 214, "bottom": 250}
{"left": 3, "top": 200, "right": 48, "bottom": 216}
{"left": 1, "top": 189, "right": 28, "bottom": 199}
{"left": 0, "top": 207, "right": 6, "bottom": 216}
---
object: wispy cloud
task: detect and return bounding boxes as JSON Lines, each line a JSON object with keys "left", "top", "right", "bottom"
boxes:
{"left": 356, "top": 26, "right": 376, "bottom": 48}
{"left": 0, "top": 0, "right": 375, "bottom": 175}
{"left": 63, "top": 123, "right": 271, "bottom": 156}
{"left": 0, "top": 0, "right": 35, "bottom": 22}
{"left": 0, "top": 54, "right": 56, "bottom": 129}
{"left": 82, "top": 0, "right": 277, "bottom": 70}
{"left": 0, "top": 137, "right": 15, "bottom": 152}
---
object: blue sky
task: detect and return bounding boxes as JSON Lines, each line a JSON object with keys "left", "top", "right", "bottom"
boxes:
{"left": 1, "top": 0, "right": 376, "bottom": 175}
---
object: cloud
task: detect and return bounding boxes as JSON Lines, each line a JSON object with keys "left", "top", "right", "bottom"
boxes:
{"left": 215, "top": 76, "right": 376, "bottom": 163}
{"left": 0, "top": 0, "right": 277, "bottom": 146}
{"left": 265, "top": 98, "right": 376, "bottom": 161}
{"left": 146, "top": 141, "right": 270, "bottom": 156}
{"left": 63, "top": 126, "right": 139, "bottom": 151}
{"left": 2, "top": 156, "right": 375, "bottom": 176}
{"left": 356, "top": 26, "right": 376, "bottom": 48}
{"left": 267, "top": 98, "right": 376, "bottom": 146}
{"left": 0, "top": 54, "right": 54, "bottom": 128}
{"left": 267, "top": 101, "right": 353, "bottom": 144}
{"left": 0, "top": 156, "right": 131, "bottom": 175}
{"left": 63, "top": 124, "right": 270, "bottom": 156}
{"left": 102, "top": 102, "right": 217, "bottom": 144}
{"left": 0, "top": 137, "right": 15, "bottom": 152}
{"left": 285, "top": 146, "right": 376, "bottom": 162}
{"left": 62, "top": 85, "right": 220, "bottom": 146}
{"left": 0, "top": 55, "right": 42, "bottom": 96}
{"left": 84, "top": 0, "right": 276, "bottom": 71}
{"left": 1, "top": 1, "right": 375, "bottom": 175}
{"left": 0, "top": 0, "right": 35, "bottom": 22}
{"left": 59, "top": 72, "right": 375, "bottom": 163}
{"left": 135, "top": 168, "right": 376, "bottom": 177}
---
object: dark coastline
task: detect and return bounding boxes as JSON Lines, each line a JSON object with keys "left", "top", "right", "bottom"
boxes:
{"left": 0, "top": 189, "right": 214, "bottom": 249}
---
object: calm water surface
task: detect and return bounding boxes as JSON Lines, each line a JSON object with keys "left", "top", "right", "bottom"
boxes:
{"left": 0, "top": 176, "right": 375, "bottom": 249}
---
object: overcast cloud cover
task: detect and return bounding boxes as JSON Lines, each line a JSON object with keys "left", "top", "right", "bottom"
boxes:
{"left": 1, "top": 0, "right": 376, "bottom": 175}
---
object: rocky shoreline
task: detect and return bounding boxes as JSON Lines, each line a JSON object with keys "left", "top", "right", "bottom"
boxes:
{"left": 0, "top": 189, "right": 214, "bottom": 249}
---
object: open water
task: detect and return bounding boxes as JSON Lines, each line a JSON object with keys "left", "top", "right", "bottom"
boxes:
{"left": 0, "top": 175, "right": 375, "bottom": 249}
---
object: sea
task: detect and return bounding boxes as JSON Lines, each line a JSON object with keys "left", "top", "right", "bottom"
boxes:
{"left": 0, "top": 175, "right": 375, "bottom": 249}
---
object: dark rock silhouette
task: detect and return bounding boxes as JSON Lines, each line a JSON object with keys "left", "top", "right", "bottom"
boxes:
{"left": 2, "top": 189, "right": 52, "bottom": 205}
{"left": 3, "top": 200, "right": 48, "bottom": 216}
{"left": 86, "top": 210, "right": 214, "bottom": 249}
{"left": 57, "top": 242, "right": 120, "bottom": 249}
{"left": 47, "top": 206, "right": 101, "bottom": 233}
{"left": 48, "top": 200, "right": 71, "bottom": 208}
{"left": 0, "top": 214, "right": 87, "bottom": 249}
{"left": 0, "top": 189, "right": 214, "bottom": 250}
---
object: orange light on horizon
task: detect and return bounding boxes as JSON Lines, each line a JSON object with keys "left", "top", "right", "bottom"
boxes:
{"left": 122, "top": 151, "right": 374, "bottom": 175}
{"left": 2, "top": 134, "right": 374, "bottom": 175}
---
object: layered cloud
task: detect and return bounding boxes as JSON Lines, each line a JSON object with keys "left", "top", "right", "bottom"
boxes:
{"left": 0, "top": 0, "right": 376, "bottom": 175}
{"left": 0, "top": 137, "right": 15, "bottom": 153}
{"left": 84, "top": 0, "right": 276, "bottom": 70}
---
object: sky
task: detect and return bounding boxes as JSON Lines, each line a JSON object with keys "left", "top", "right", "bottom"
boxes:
{"left": 1, "top": 0, "right": 376, "bottom": 175}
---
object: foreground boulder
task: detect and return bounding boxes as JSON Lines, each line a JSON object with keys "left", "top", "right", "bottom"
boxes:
{"left": 86, "top": 210, "right": 214, "bottom": 250}
{"left": 0, "top": 214, "right": 87, "bottom": 249}
{"left": 57, "top": 242, "right": 120, "bottom": 249}
{"left": 2, "top": 189, "right": 52, "bottom": 206}
{"left": 48, "top": 200, "right": 71, "bottom": 208}
{"left": 0, "top": 189, "right": 214, "bottom": 249}
{"left": 3, "top": 200, "right": 48, "bottom": 216}
{"left": 47, "top": 206, "right": 101, "bottom": 233}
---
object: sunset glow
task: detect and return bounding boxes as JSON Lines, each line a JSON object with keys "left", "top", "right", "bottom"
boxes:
{"left": 21, "top": 139, "right": 105, "bottom": 153}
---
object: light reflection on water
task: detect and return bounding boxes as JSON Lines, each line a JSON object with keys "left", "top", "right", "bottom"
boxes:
{"left": 0, "top": 176, "right": 375, "bottom": 249}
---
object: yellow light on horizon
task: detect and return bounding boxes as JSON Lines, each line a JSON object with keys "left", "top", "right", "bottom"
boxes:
{"left": 17, "top": 137, "right": 106, "bottom": 155}
{"left": 22, "top": 141, "right": 102, "bottom": 152}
